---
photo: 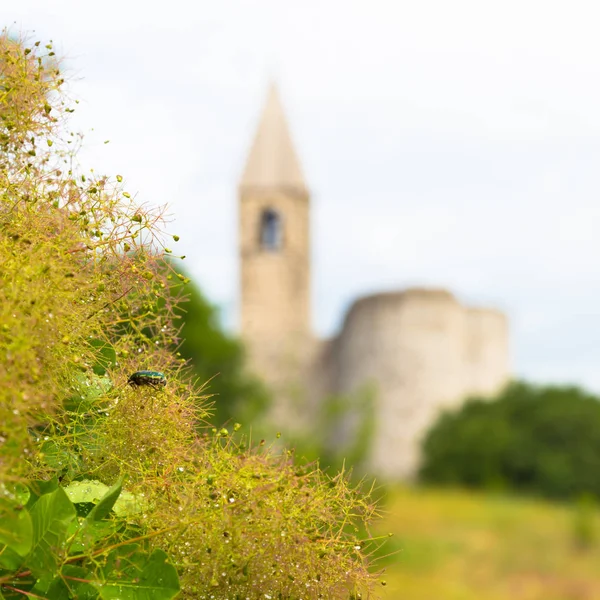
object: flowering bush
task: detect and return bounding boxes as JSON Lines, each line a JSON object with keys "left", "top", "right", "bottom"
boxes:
{"left": 0, "top": 31, "right": 382, "bottom": 599}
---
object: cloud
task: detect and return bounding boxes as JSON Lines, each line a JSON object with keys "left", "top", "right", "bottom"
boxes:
{"left": 7, "top": 0, "right": 600, "bottom": 391}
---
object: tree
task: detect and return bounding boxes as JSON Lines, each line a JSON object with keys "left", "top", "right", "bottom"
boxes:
{"left": 420, "top": 381, "right": 600, "bottom": 499}
{"left": 168, "top": 268, "right": 270, "bottom": 426}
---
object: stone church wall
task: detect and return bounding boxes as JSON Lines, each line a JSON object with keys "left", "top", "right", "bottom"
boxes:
{"left": 237, "top": 83, "right": 510, "bottom": 479}
{"left": 328, "top": 289, "right": 509, "bottom": 478}
{"left": 464, "top": 307, "right": 510, "bottom": 397}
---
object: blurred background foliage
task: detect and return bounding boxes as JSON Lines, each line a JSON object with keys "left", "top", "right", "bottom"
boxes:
{"left": 166, "top": 265, "right": 379, "bottom": 476}
{"left": 166, "top": 269, "right": 600, "bottom": 599}
{"left": 374, "top": 485, "right": 600, "bottom": 600}
{"left": 165, "top": 263, "right": 271, "bottom": 427}
{"left": 419, "top": 381, "right": 600, "bottom": 500}
{"left": 369, "top": 381, "right": 600, "bottom": 599}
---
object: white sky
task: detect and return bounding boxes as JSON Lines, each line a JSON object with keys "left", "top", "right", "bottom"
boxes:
{"left": 7, "top": 0, "right": 600, "bottom": 391}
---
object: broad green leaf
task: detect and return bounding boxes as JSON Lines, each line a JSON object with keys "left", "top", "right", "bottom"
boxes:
{"left": 98, "top": 542, "right": 140, "bottom": 574}
{"left": 86, "top": 479, "right": 122, "bottom": 522}
{"left": 64, "top": 480, "right": 144, "bottom": 519}
{"left": 74, "top": 422, "right": 105, "bottom": 457}
{"left": 89, "top": 339, "right": 117, "bottom": 376}
{"left": 34, "top": 565, "right": 98, "bottom": 600}
{"left": 13, "top": 484, "right": 30, "bottom": 506}
{"left": 38, "top": 576, "right": 70, "bottom": 599}
{"left": 64, "top": 506, "right": 115, "bottom": 555}
{"left": 113, "top": 490, "right": 145, "bottom": 518}
{"left": 95, "top": 548, "right": 180, "bottom": 600}
{"left": 0, "top": 545, "right": 24, "bottom": 570}
{"left": 64, "top": 480, "right": 109, "bottom": 506}
{"left": 65, "top": 514, "right": 85, "bottom": 548}
{"left": 28, "top": 487, "right": 76, "bottom": 576}
{"left": 70, "top": 519, "right": 116, "bottom": 554}
{"left": 31, "top": 572, "right": 55, "bottom": 595}
{"left": 65, "top": 479, "right": 143, "bottom": 553}
{"left": 39, "top": 424, "right": 105, "bottom": 479}
{"left": 26, "top": 478, "right": 58, "bottom": 509}
{"left": 39, "top": 438, "right": 83, "bottom": 476}
{"left": 60, "top": 564, "right": 99, "bottom": 599}
{"left": 0, "top": 498, "right": 33, "bottom": 556}
{"left": 63, "top": 372, "right": 112, "bottom": 413}
{"left": 69, "top": 480, "right": 123, "bottom": 552}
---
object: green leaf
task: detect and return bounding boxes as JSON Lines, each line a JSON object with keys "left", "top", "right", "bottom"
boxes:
{"left": 67, "top": 480, "right": 123, "bottom": 553}
{"left": 26, "top": 478, "right": 58, "bottom": 509}
{"left": 88, "top": 339, "right": 117, "bottom": 377}
{"left": 13, "top": 484, "right": 30, "bottom": 506}
{"left": 40, "top": 577, "right": 71, "bottom": 599}
{"left": 39, "top": 438, "right": 83, "bottom": 476}
{"left": 63, "top": 480, "right": 144, "bottom": 519}
{"left": 0, "top": 545, "right": 25, "bottom": 570}
{"left": 86, "top": 479, "right": 122, "bottom": 522}
{"left": 28, "top": 487, "right": 76, "bottom": 576}
{"left": 60, "top": 565, "right": 99, "bottom": 599}
{"left": 0, "top": 498, "right": 33, "bottom": 556}
{"left": 33, "top": 565, "right": 98, "bottom": 600}
{"left": 63, "top": 371, "right": 112, "bottom": 413}
{"left": 113, "top": 490, "right": 145, "bottom": 518}
{"left": 71, "top": 520, "right": 116, "bottom": 554}
{"left": 94, "top": 548, "right": 180, "bottom": 600}
{"left": 65, "top": 509, "right": 115, "bottom": 556}
{"left": 32, "top": 572, "right": 59, "bottom": 596}
{"left": 63, "top": 480, "right": 109, "bottom": 506}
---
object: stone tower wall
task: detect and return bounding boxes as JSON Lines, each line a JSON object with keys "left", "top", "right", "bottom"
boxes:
{"left": 236, "top": 84, "right": 511, "bottom": 471}
{"left": 239, "top": 187, "right": 313, "bottom": 425}
{"left": 465, "top": 308, "right": 510, "bottom": 397}
{"left": 332, "top": 289, "right": 509, "bottom": 478}
{"left": 240, "top": 188, "right": 310, "bottom": 343}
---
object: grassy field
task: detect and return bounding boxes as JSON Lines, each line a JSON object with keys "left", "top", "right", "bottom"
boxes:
{"left": 373, "top": 486, "right": 600, "bottom": 600}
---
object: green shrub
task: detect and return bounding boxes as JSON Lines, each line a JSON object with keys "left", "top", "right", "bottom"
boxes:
{"left": 420, "top": 381, "right": 600, "bottom": 500}
{"left": 572, "top": 493, "right": 598, "bottom": 550}
{"left": 291, "top": 384, "right": 377, "bottom": 474}
{"left": 0, "top": 31, "right": 381, "bottom": 599}
{"left": 0, "top": 478, "right": 180, "bottom": 599}
{"left": 167, "top": 265, "right": 271, "bottom": 427}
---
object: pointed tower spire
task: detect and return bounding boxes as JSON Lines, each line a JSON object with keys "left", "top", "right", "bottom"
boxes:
{"left": 238, "top": 82, "right": 312, "bottom": 428}
{"left": 240, "top": 83, "right": 307, "bottom": 193}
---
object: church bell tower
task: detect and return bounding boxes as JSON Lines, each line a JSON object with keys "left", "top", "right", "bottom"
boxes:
{"left": 238, "top": 84, "right": 312, "bottom": 422}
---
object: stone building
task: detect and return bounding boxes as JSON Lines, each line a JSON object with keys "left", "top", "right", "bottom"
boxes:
{"left": 238, "top": 85, "right": 510, "bottom": 478}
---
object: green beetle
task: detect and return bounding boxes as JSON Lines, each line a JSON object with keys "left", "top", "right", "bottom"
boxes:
{"left": 128, "top": 370, "right": 167, "bottom": 387}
